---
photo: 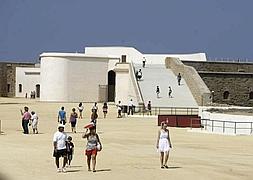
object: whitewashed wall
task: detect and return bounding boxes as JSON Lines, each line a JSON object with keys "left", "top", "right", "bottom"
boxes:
{"left": 40, "top": 53, "right": 111, "bottom": 102}
{"left": 85, "top": 47, "right": 143, "bottom": 64}
{"left": 144, "top": 53, "right": 207, "bottom": 65}
{"left": 16, "top": 67, "right": 40, "bottom": 98}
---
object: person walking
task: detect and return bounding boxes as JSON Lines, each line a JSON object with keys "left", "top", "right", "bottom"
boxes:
{"left": 117, "top": 101, "right": 122, "bottom": 118}
{"left": 20, "top": 106, "right": 31, "bottom": 134}
{"left": 90, "top": 111, "right": 98, "bottom": 130}
{"left": 128, "top": 99, "right": 134, "bottom": 115}
{"left": 142, "top": 57, "right": 146, "bottom": 68}
{"left": 102, "top": 102, "right": 108, "bottom": 118}
{"left": 177, "top": 73, "right": 182, "bottom": 86}
{"left": 58, "top": 107, "right": 66, "bottom": 125}
{"left": 147, "top": 101, "right": 152, "bottom": 116}
{"left": 137, "top": 69, "right": 142, "bottom": 81}
{"left": 156, "top": 122, "right": 172, "bottom": 169}
{"left": 66, "top": 136, "right": 74, "bottom": 167}
{"left": 77, "top": 102, "right": 84, "bottom": 119}
{"left": 82, "top": 126, "right": 102, "bottom": 172}
{"left": 30, "top": 111, "right": 39, "bottom": 134}
{"left": 53, "top": 124, "right": 68, "bottom": 173}
{"left": 69, "top": 108, "right": 78, "bottom": 133}
{"left": 92, "top": 102, "right": 98, "bottom": 113}
{"left": 156, "top": 86, "right": 160, "bottom": 98}
{"left": 168, "top": 86, "right": 172, "bottom": 98}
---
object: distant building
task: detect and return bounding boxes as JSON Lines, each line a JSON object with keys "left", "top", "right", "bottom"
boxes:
{"left": 0, "top": 62, "right": 35, "bottom": 97}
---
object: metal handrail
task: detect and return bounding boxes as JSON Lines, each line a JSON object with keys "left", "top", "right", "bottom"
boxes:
{"left": 131, "top": 106, "right": 199, "bottom": 116}
{"left": 198, "top": 118, "right": 253, "bottom": 135}
{"left": 129, "top": 61, "right": 144, "bottom": 104}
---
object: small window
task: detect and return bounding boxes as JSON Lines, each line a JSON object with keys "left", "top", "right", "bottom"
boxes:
{"left": 19, "top": 84, "right": 22, "bottom": 93}
{"left": 223, "top": 91, "right": 229, "bottom": 99}
{"left": 249, "top": 92, "right": 253, "bottom": 99}
{"left": 7, "top": 84, "right": 10, "bottom": 93}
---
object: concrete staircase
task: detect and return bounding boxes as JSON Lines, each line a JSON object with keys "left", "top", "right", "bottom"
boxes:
{"left": 134, "top": 64, "right": 198, "bottom": 107}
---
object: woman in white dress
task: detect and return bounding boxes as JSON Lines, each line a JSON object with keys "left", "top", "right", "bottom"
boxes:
{"left": 156, "top": 122, "right": 172, "bottom": 168}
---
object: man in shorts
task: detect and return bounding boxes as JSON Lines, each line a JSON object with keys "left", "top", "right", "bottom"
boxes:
{"left": 53, "top": 124, "right": 68, "bottom": 173}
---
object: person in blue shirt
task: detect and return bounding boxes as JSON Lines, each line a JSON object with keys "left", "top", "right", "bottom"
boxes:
{"left": 58, "top": 107, "right": 66, "bottom": 125}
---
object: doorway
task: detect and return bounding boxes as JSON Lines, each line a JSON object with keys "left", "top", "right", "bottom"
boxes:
{"left": 108, "top": 70, "right": 115, "bottom": 102}
{"left": 36, "top": 84, "right": 40, "bottom": 98}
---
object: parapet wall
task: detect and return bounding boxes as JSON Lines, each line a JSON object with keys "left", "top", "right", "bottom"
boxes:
{"left": 165, "top": 57, "right": 211, "bottom": 106}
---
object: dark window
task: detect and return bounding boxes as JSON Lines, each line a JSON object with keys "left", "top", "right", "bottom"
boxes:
{"left": 7, "top": 84, "right": 10, "bottom": 93}
{"left": 19, "top": 84, "right": 22, "bottom": 93}
{"left": 223, "top": 91, "right": 229, "bottom": 99}
{"left": 249, "top": 92, "right": 253, "bottom": 99}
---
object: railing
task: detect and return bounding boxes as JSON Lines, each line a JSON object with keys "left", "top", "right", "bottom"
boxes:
{"left": 131, "top": 106, "right": 199, "bottom": 116}
{"left": 193, "top": 118, "right": 253, "bottom": 135}
{"left": 129, "top": 61, "right": 144, "bottom": 104}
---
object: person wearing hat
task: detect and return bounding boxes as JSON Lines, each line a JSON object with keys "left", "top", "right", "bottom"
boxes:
{"left": 53, "top": 124, "right": 68, "bottom": 173}
{"left": 82, "top": 126, "right": 102, "bottom": 172}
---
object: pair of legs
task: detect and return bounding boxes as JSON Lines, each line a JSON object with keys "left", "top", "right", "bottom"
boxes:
{"left": 168, "top": 92, "right": 172, "bottom": 98}
{"left": 128, "top": 107, "right": 133, "bottom": 115}
{"left": 22, "top": 120, "right": 29, "bottom": 134}
{"left": 79, "top": 111, "right": 83, "bottom": 119}
{"left": 160, "top": 151, "right": 169, "bottom": 168}
{"left": 156, "top": 93, "right": 160, "bottom": 98}
{"left": 86, "top": 153, "right": 97, "bottom": 172}
{"left": 55, "top": 155, "right": 67, "bottom": 172}
{"left": 71, "top": 122, "right": 76, "bottom": 133}
{"left": 103, "top": 111, "right": 107, "bottom": 118}
{"left": 32, "top": 128, "right": 38, "bottom": 134}
{"left": 67, "top": 154, "right": 73, "bottom": 166}
{"left": 117, "top": 110, "right": 122, "bottom": 118}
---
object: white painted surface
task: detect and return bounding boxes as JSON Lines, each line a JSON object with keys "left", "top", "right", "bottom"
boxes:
{"left": 199, "top": 111, "right": 253, "bottom": 135}
{"left": 40, "top": 53, "right": 111, "bottom": 102}
{"left": 135, "top": 64, "right": 198, "bottom": 107}
{"left": 15, "top": 67, "right": 40, "bottom": 98}
{"left": 144, "top": 53, "right": 207, "bottom": 65}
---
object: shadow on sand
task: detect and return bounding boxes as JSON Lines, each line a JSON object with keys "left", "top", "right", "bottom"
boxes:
{"left": 95, "top": 169, "right": 111, "bottom": 173}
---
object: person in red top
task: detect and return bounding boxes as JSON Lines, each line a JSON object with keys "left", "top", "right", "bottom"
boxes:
{"left": 20, "top": 106, "right": 31, "bottom": 134}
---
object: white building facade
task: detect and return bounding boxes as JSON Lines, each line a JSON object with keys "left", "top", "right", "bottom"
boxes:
{"left": 16, "top": 46, "right": 207, "bottom": 104}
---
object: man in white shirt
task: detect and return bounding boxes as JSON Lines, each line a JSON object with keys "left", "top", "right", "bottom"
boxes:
{"left": 53, "top": 124, "right": 68, "bottom": 173}
{"left": 128, "top": 99, "right": 134, "bottom": 115}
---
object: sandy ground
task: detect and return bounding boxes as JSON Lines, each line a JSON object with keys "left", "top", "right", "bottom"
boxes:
{"left": 0, "top": 98, "right": 253, "bottom": 180}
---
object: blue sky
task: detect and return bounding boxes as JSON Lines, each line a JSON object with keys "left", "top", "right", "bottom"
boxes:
{"left": 0, "top": 0, "right": 253, "bottom": 62}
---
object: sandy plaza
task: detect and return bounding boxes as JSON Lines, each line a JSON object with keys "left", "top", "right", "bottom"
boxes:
{"left": 0, "top": 97, "right": 252, "bottom": 180}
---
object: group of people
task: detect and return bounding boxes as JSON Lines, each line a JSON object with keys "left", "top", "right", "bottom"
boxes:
{"left": 53, "top": 103, "right": 103, "bottom": 173}
{"left": 155, "top": 73, "right": 182, "bottom": 98}
{"left": 20, "top": 106, "right": 39, "bottom": 134}
{"left": 20, "top": 101, "right": 172, "bottom": 173}
{"left": 57, "top": 102, "right": 109, "bottom": 133}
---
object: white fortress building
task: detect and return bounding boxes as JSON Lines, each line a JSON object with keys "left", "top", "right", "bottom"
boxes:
{"left": 15, "top": 46, "right": 208, "bottom": 107}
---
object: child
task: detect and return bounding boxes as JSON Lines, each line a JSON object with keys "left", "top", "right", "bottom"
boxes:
{"left": 66, "top": 136, "right": 74, "bottom": 167}
{"left": 30, "top": 111, "right": 39, "bottom": 134}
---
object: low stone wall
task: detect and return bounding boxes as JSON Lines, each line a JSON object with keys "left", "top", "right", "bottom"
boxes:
{"left": 165, "top": 57, "right": 211, "bottom": 106}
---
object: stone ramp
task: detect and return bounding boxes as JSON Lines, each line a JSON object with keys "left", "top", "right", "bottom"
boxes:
{"left": 134, "top": 64, "right": 198, "bottom": 107}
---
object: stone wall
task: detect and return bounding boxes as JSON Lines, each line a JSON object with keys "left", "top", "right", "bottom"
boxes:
{"left": 0, "top": 62, "right": 35, "bottom": 97}
{"left": 183, "top": 61, "right": 253, "bottom": 73}
{"left": 183, "top": 61, "right": 253, "bottom": 106}
{"left": 165, "top": 58, "right": 211, "bottom": 106}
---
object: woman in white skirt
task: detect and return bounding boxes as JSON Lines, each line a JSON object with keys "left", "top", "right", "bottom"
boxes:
{"left": 156, "top": 122, "right": 172, "bottom": 168}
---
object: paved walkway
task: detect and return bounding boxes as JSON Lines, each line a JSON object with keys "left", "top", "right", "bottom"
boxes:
{"left": 134, "top": 64, "right": 198, "bottom": 108}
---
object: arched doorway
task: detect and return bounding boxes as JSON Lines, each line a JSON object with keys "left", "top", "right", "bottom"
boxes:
{"left": 108, "top": 70, "right": 115, "bottom": 102}
{"left": 36, "top": 84, "right": 40, "bottom": 98}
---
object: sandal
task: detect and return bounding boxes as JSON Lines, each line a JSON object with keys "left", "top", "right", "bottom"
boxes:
{"left": 164, "top": 165, "right": 169, "bottom": 169}
{"left": 161, "top": 166, "right": 165, "bottom": 169}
